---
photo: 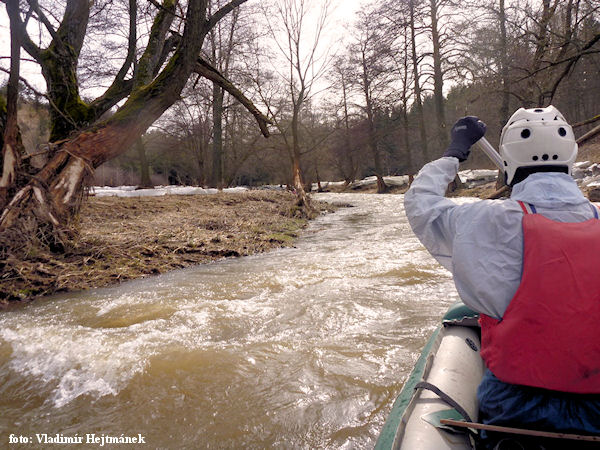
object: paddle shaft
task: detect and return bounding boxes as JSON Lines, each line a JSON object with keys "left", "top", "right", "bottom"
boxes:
{"left": 440, "top": 419, "right": 600, "bottom": 442}
{"left": 475, "top": 137, "right": 504, "bottom": 171}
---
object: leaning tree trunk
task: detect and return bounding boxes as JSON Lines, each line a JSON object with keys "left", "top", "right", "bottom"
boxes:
{"left": 0, "top": 0, "right": 214, "bottom": 243}
{"left": 1, "top": 120, "right": 145, "bottom": 245}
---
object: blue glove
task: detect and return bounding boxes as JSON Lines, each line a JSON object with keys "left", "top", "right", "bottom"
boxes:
{"left": 443, "top": 116, "right": 486, "bottom": 162}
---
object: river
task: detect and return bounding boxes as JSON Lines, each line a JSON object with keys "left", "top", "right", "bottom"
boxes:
{"left": 0, "top": 193, "right": 462, "bottom": 449}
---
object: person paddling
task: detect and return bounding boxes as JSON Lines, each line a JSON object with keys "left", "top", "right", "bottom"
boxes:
{"left": 404, "top": 106, "right": 600, "bottom": 448}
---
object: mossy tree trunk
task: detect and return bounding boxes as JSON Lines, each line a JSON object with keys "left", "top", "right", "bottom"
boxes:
{"left": 39, "top": 2, "right": 93, "bottom": 142}
{"left": 16, "top": 0, "right": 138, "bottom": 142}
{"left": 0, "top": 0, "right": 269, "bottom": 248}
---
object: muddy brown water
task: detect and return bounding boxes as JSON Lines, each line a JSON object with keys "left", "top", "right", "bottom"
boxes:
{"left": 0, "top": 193, "right": 465, "bottom": 449}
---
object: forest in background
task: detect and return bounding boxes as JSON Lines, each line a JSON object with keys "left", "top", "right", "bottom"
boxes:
{"left": 2, "top": 0, "right": 600, "bottom": 190}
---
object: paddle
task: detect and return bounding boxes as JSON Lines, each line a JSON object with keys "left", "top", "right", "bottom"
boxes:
{"left": 440, "top": 418, "right": 600, "bottom": 442}
{"left": 475, "top": 137, "right": 504, "bottom": 171}
{"left": 473, "top": 136, "right": 511, "bottom": 198}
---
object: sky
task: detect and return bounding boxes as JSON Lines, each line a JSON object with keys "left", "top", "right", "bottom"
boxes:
{"left": 0, "top": 0, "right": 365, "bottom": 95}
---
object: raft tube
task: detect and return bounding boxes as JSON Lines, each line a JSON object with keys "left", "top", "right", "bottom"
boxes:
{"left": 375, "top": 303, "right": 483, "bottom": 450}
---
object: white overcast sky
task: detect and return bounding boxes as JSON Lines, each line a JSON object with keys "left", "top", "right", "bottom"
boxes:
{"left": 0, "top": 0, "right": 365, "bottom": 94}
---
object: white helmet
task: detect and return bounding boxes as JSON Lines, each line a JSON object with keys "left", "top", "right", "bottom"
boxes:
{"left": 500, "top": 105, "right": 577, "bottom": 185}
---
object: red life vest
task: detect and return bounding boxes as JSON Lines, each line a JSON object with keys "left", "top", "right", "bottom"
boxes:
{"left": 479, "top": 201, "right": 600, "bottom": 393}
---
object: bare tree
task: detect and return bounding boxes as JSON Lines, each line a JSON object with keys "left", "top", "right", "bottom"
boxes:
{"left": 349, "top": 8, "right": 396, "bottom": 193}
{"left": 160, "top": 87, "right": 214, "bottom": 185}
{"left": 207, "top": 1, "right": 242, "bottom": 189}
{"left": 329, "top": 58, "right": 359, "bottom": 185}
{"left": 461, "top": 0, "right": 599, "bottom": 117}
{"left": 429, "top": 0, "right": 448, "bottom": 148}
{"left": 409, "top": 0, "right": 430, "bottom": 163}
{"left": 498, "top": 0, "right": 510, "bottom": 127}
{"left": 383, "top": 1, "right": 415, "bottom": 174}
{"left": 262, "top": 0, "right": 333, "bottom": 211}
{"left": 492, "top": 0, "right": 600, "bottom": 106}
{"left": 398, "top": 21, "right": 414, "bottom": 174}
{"left": 221, "top": 102, "right": 267, "bottom": 186}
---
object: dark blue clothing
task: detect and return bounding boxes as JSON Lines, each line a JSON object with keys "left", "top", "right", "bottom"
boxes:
{"left": 478, "top": 368, "right": 600, "bottom": 440}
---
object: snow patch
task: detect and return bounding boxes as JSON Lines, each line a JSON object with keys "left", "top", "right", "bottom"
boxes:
{"left": 89, "top": 166, "right": 600, "bottom": 198}
{"left": 90, "top": 185, "right": 250, "bottom": 197}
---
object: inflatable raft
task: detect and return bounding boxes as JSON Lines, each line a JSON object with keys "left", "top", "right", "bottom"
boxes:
{"left": 375, "top": 303, "right": 600, "bottom": 449}
{"left": 375, "top": 303, "right": 484, "bottom": 450}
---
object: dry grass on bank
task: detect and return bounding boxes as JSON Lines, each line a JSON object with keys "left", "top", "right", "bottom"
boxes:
{"left": 4, "top": 136, "right": 600, "bottom": 305}
{"left": 0, "top": 191, "right": 334, "bottom": 305}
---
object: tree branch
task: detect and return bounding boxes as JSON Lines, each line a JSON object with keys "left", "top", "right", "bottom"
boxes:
{"left": 27, "top": 0, "right": 63, "bottom": 49}
{"left": 116, "top": 0, "right": 138, "bottom": 84}
{"left": 573, "top": 114, "right": 600, "bottom": 129}
{"left": 206, "top": 0, "right": 248, "bottom": 31}
{"left": 5, "top": 2, "right": 42, "bottom": 62}
{"left": 147, "top": 0, "right": 185, "bottom": 20}
{"left": 514, "top": 32, "right": 600, "bottom": 84}
{"left": 133, "top": 0, "right": 177, "bottom": 88}
{"left": 194, "top": 58, "right": 271, "bottom": 137}
{"left": 549, "top": 33, "right": 600, "bottom": 100}
{"left": 89, "top": 0, "right": 138, "bottom": 117}
{"left": 577, "top": 123, "right": 600, "bottom": 146}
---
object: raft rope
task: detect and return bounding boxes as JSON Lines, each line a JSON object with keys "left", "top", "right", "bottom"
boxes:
{"left": 413, "top": 381, "right": 474, "bottom": 423}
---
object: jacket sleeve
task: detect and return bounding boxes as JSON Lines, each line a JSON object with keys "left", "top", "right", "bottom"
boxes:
{"left": 403, "top": 157, "right": 462, "bottom": 271}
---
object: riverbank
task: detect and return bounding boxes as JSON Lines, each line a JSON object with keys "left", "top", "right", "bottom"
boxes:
{"left": 4, "top": 159, "right": 598, "bottom": 305}
{"left": 0, "top": 191, "right": 334, "bottom": 305}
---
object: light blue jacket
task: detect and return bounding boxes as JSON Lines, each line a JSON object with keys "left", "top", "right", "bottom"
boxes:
{"left": 404, "top": 157, "right": 597, "bottom": 319}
